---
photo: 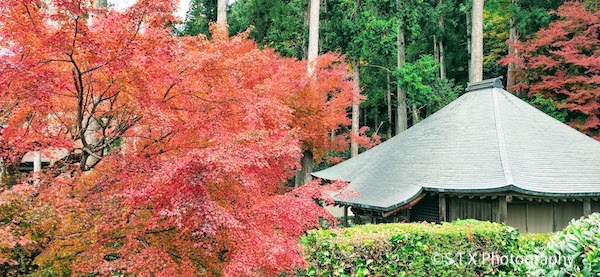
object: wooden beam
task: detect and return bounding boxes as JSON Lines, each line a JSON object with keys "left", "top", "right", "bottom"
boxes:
{"left": 439, "top": 193, "right": 447, "bottom": 222}
{"left": 382, "top": 193, "right": 426, "bottom": 218}
{"left": 584, "top": 199, "right": 592, "bottom": 216}
{"left": 498, "top": 195, "right": 508, "bottom": 223}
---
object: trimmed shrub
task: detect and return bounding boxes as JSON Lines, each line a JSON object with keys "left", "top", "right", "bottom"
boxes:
{"left": 301, "top": 220, "right": 549, "bottom": 276}
{"left": 528, "top": 213, "right": 600, "bottom": 276}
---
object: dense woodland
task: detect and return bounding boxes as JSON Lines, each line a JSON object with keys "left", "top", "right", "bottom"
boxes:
{"left": 0, "top": 0, "right": 598, "bottom": 276}
{"left": 183, "top": 0, "right": 599, "bottom": 141}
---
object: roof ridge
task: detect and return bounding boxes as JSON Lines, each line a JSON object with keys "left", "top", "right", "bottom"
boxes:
{"left": 492, "top": 88, "right": 514, "bottom": 186}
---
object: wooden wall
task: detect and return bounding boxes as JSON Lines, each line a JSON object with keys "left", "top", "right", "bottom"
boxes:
{"left": 429, "top": 196, "right": 600, "bottom": 233}
{"left": 448, "top": 198, "right": 496, "bottom": 222}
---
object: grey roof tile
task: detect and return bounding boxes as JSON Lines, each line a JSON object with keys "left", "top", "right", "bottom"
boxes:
{"left": 313, "top": 87, "right": 600, "bottom": 211}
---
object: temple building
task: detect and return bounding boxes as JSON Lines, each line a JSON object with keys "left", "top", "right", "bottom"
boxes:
{"left": 313, "top": 77, "right": 600, "bottom": 233}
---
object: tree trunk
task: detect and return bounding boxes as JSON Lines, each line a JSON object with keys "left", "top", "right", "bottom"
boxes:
{"left": 295, "top": 0, "right": 320, "bottom": 187}
{"left": 307, "top": 0, "right": 320, "bottom": 75}
{"left": 438, "top": 0, "right": 446, "bottom": 79}
{"left": 217, "top": 0, "right": 227, "bottom": 25}
{"left": 470, "top": 0, "right": 484, "bottom": 82}
{"left": 351, "top": 59, "right": 360, "bottom": 157}
{"left": 434, "top": 35, "right": 439, "bottom": 78}
{"left": 386, "top": 70, "right": 392, "bottom": 139}
{"left": 294, "top": 151, "right": 315, "bottom": 187}
{"left": 396, "top": 0, "right": 408, "bottom": 134}
{"left": 439, "top": 38, "right": 446, "bottom": 79}
{"left": 507, "top": 0, "right": 518, "bottom": 91}
{"left": 466, "top": 10, "right": 471, "bottom": 81}
{"left": 411, "top": 105, "right": 420, "bottom": 125}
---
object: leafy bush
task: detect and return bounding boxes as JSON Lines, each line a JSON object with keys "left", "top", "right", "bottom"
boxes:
{"left": 528, "top": 213, "right": 600, "bottom": 276}
{"left": 301, "top": 220, "right": 550, "bottom": 276}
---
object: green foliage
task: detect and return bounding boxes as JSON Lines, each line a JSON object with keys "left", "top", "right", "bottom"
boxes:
{"left": 229, "top": 0, "right": 307, "bottom": 58}
{"left": 428, "top": 78, "right": 462, "bottom": 115}
{"left": 301, "top": 220, "right": 550, "bottom": 276}
{"left": 179, "top": 0, "right": 217, "bottom": 37}
{"left": 483, "top": 0, "right": 510, "bottom": 79}
{"left": 510, "top": 0, "right": 563, "bottom": 39}
{"left": 397, "top": 55, "right": 438, "bottom": 107}
{"left": 529, "top": 213, "right": 600, "bottom": 276}
{"left": 528, "top": 94, "right": 568, "bottom": 122}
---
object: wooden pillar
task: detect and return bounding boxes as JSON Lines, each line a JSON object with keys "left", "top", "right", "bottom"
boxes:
{"left": 439, "top": 193, "right": 447, "bottom": 222}
{"left": 498, "top": 195, "right": 508, "bottom": 223}
{"left": 354, "top": 210, "right": 360, "bottom": 225}
{"left": 553, "top": 203, "right": 559, "bottom": 232}
{"left": 343, "top": 206, "right": 349, "bottom": 227}
{"left": 583, "top": 199, "right": 592, "bottom": 216}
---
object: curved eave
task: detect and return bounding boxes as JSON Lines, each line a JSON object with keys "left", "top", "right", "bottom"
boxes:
{"left": 333, "top": 184, "right": 600, "bottom": 213}
{"left": 424, "top": 185, "right": 600, "bottom": 198}
{"left": 333, "top": 187, "right": 425, "bottom": 212}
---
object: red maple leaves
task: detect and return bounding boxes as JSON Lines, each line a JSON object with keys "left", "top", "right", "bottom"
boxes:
{"left": 503, "top": 1, "right": 600, "bottom": 139}
{"left": 0, "top": 1, "right": 358, "bottom": 275}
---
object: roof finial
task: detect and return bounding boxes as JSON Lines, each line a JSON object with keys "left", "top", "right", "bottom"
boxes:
{"left": 466, "top": 76, "right": 504, "bottom": 92}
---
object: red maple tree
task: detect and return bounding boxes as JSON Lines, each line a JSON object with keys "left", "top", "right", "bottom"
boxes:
{"left": 0, "top": 1, "right": 359, "bottom": 275}
{"left": 502, "top": 1, "right": 600, "bottom": 139}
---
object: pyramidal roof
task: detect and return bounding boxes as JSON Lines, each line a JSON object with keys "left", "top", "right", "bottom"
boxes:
{"left": 313, "top": 78, "right": 600, "bottom": 211}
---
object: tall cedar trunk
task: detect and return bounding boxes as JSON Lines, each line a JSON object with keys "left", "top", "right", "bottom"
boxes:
{"left": 466, "top": 10, "right": 471, "bottom": 81}
{"left": 411, "top": 105, "right": 420, "bottom": 125}
{"left": 507, "top": 0, "right": 518, "bottom": 91}
{"left": 351, "top": 60, "right": 360, "bottom": 157}
{"left": 439, "top": 38, "right": 446, "bottom": 79}
{"left": 438, "top": 0, "right": 446, "bottom": 79}
{"left": 470, "top": 0, "right": 484, "bottom": 82}
{"left": 295, "top": 0, "right": 320, "bottom": 187}
{"left": 386, "top": 70, "right": 392, "bottom": 139}
{"left": 307, "top": 0, "right": 319, "bottom": 75}
{"left": 396, "top": 0, "right": 408, "bottom": 134}
{"left": 217, "top": 0, "right": 227, "bottom": 25}
{"left": 434, "top": 35, "right": 439, "bottom": 78}
{"left": 350, "top": 0, "right": 361, "bottom": 156}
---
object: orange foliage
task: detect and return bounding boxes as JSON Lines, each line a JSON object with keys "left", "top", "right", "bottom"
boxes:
{"left": 0, "top": 0, "right": 358, "bottom": 276}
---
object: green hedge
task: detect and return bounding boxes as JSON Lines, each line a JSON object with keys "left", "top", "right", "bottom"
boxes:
{"left": 529, "top": 213, "right": 600, "bottom": 276}
{"left": 301, "top": 220, "right": 550, "bottom": 277}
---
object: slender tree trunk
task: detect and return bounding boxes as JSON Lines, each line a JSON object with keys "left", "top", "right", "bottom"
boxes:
{"left": 470, "top": 0, "right": 484, "bottom": 82}
{"left": 396, "top": 0, "right": 408, "bottom": 134}
{"left": 438, "top": 0, "right": 446, "bottom": 79}
{"left": 295, "top": 0, "right": 320, "bottom": 187}
{"left": 466, "top": 10, "right": 471, "bottom": 81}
{"left": 350, "top": 0, "right": 361, "bottom": 157}
{"left": 386, "top": 70, "right": 392, "bottom": 139}
{"left": 351, "top": 60, "right": 360, "bottom": 157}
{"left": 307, "top": 0, "right": 320, "bottom": 75}
{"left": 439, "top": 38, "right": 446, "bottom": 79}
{"left": 217, "top": 0, "right": 227, "bottom": 25}
{"left": 411, "top": 105, "right": 420, "bottom": 125}
{"left": 434, "top": 35, "right": 439, "bottom": 78}
{"left": 507, "top": 0, "right": 518, "bottom": 91}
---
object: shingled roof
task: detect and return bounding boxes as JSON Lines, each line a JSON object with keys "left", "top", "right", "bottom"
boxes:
{"left": 312, "top": 78, "right": 600, "bottom": 212}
